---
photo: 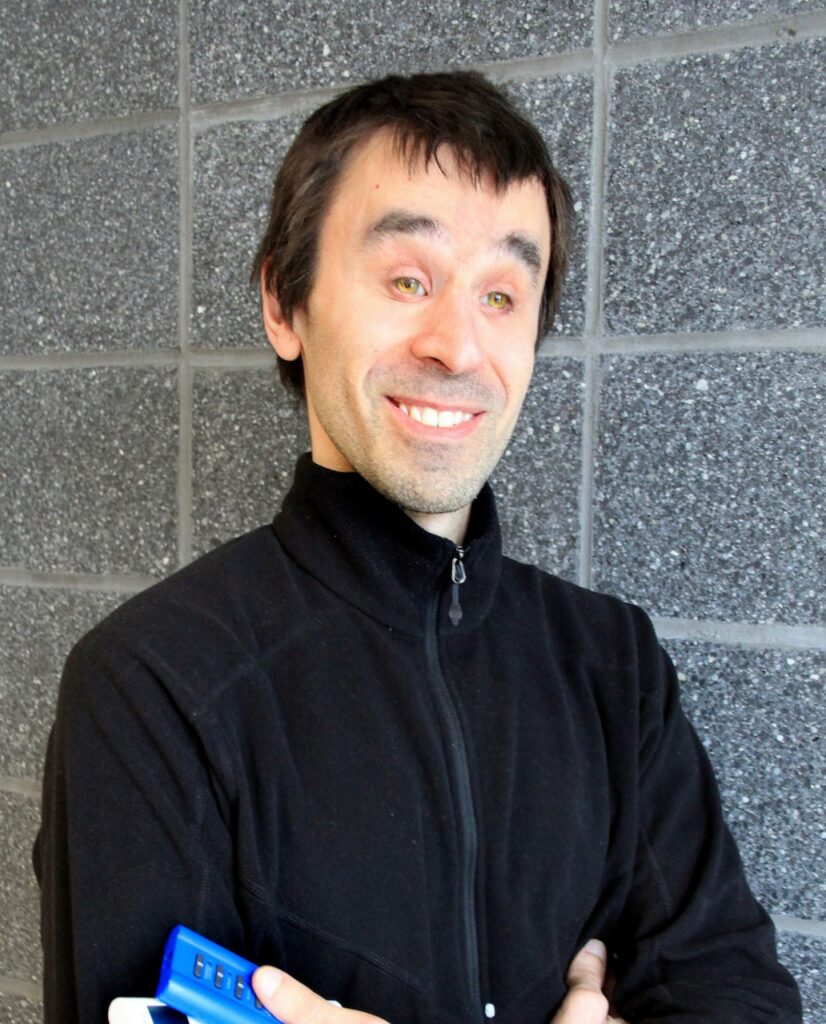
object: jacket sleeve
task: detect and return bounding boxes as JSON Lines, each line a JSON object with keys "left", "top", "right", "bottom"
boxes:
{"left": 608, "top": 613, "right": 802, "bottom": 1023}
{"left": 34, "top": 627, "right": 245, "bottom": 1024}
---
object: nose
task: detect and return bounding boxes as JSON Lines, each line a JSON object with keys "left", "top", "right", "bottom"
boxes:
{"left": 408, "top": 290, "right": 484, "bottom": 375}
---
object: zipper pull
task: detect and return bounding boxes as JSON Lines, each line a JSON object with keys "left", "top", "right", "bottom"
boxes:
{"left": 449, "top": 545, "right": 467, "bottom": 626}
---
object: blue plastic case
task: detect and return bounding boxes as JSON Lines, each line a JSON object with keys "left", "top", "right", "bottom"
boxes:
{"left": 156, "top": 926, "right": 280, "bottom": 1024}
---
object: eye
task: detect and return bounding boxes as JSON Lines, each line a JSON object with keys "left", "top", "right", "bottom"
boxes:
{"left": 484, "top": 291, "right": 511, "bottom": 310}
{"left": 393, "top": 277, "right": 426, "bottom": 296}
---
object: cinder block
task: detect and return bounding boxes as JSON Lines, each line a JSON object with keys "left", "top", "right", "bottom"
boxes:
{"left": 0, "top": 993, "right": 42, "bottom": 1024}
{"left": 192, "top": 117, "right": 305, "bottom": 350}
{"left": 0, "top": 791, "right": 41, "bottom": 982}
{"left": 775, "top": 932, "right": 825, "bottom": 1024}
{"left": 0, "top": 367, "right": 179, "bottom": 576}
{"left": 0, "top": 0, "right": 177, "bottom": 132}
{"left": 504, "top": 75, "right": 593, "bottom": 337}
{"left": 493, "top": 358, "right": 584, "bottom": 581}
{"left": 593, "top": 351, "right": 825, "bottom": 624}
{"left": 608, "top": 0, "right": 820, "bottom": 42}
{"left": 189, "top": 0, "right": 593, "bottom": 104}
{"left": 665, "top": 641, "right": 825, "bottom": 920}
{"left": 604, "top": 40, "right": 826, "bottom": 334}
{"left": 191, "top": 367, "right": 309, "bottom": 557}
{"left": 1, "top": 130, "right": 178, "bottom": 355}
{"left": 0, "top": 587, "right": 125, "bottom": 780}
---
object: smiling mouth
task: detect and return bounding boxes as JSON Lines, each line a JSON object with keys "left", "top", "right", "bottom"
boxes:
{"left": 388, "top": 397, "right": 479, "bottom": 429}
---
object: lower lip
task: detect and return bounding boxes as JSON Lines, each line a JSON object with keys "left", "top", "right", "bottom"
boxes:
{"left": 385, "top": 398, "right": 483, "bottom": 440}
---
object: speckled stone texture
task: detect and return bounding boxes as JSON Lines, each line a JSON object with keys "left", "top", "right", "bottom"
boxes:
{"left": 0, "top": 367, "right": 179, "bottom": 576}
{"left": 504, "top": 75, "right": 593, "bottom": 338}
{"left": 0, "top": 792, "right": 41, "bottom": 982}
{"left": 189, "top": 1, "right": 592, "bottom": 104}
{"left": 191, "top": 367, "right": 309, "bottom": 556}
{"left": 0, "top": 0, "right": 177, "bottom": 132}
{"left": 492, "top": 357, "right": 584, "bottom": 581}
{"left": 0, "top": 993, "right": 42, "bottom": 1024}
{"left": 609, "top": 0, "right": 821, "bottom": 41}
{"left": 664, "top": 641, "right": 825, "bottom": 919}
{"left": 0, "top": 587, "right": 125, "bottom": 780}
{"left": 604, "top": 40, "right": 826, "bottom": 335}
{"left": 592, "top": 351, "right": 825, "bottom": 624}
{"left": 192, "top": 116, "right": 304, "bottom": 349}
{"left": 776, "top": 931, "right": 826, "bottom": 1024}
{"left": 1, "top": 130, "right": 178, "bottom": 355}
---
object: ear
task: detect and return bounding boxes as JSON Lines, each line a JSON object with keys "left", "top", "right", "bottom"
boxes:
{"left": 261, "top": 266, "right": 303, "bottom": 362}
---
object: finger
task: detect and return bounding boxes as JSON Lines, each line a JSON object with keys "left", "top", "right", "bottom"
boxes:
{"left": 251, "top": 966, "right": 386, "bottom": 1024}
{"left": 551, "top": 939, "right": 610, "bottom": 1024}
{"left": 566, "top": 938, "right": 607, "bottom": 992}
{"left": 252, "top": 966, "right": 332, "bottom": 1024}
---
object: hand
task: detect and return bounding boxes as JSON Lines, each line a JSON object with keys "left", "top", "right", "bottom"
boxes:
{"left": 550, "top": 939, "right": 629, "bottom": 1024}
{"left": 252, "top": 965, "right": 390, "bottom": 1023}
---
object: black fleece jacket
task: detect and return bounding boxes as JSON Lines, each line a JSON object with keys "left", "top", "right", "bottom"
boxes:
{"left": 35, "top": 455, "right": 800, "bottom": 1024}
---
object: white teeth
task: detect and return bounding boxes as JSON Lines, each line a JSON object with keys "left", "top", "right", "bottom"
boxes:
{"left": 395, "top": 402, "right": 474, "bottom": 428}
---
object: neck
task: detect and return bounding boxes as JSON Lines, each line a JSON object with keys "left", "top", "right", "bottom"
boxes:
{"left": 307, "top": 446, "right": 473, "bottom": 546}
{"left": 402, "top": 504, "right": 471, "bottom": 546}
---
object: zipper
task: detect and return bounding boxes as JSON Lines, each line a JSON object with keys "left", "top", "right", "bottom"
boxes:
{"left": 449, "top": 545, "right": 467, "bottom": 626}
{"left": 425, "top": 549, "right": 490, "bottom": 1021}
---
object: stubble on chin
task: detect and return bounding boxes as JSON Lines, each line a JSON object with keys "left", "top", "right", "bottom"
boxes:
{"left": 366, "top": 468, "right": 482, "bottom": 516}
{"left": 348, "top": 365, "right": 515, "bottom": 508}
{"left": 356, "top": 435, "right": 504, "bottom": 515}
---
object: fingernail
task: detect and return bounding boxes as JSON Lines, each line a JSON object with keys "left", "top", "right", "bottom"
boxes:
{"left": 253, "top": 966, "right": 283, "bottom": 999}
{"left": 584, "top": 938, "right": 607, "bottom": 961}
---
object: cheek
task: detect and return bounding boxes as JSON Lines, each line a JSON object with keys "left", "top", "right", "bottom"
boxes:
{"left": 497, "top": 343, "right": 536, "bottom": 405}
{"left": 361, "top": 299, "right": 420, "bottom": 343}
{"left": 318, "top": 285, "right": 392, "bottom": 357}
{"left": 301, "top": 310, "right": 349, "bottom": 376}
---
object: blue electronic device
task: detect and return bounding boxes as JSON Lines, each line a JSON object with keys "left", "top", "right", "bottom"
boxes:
{"left": 156, "top": 926, "right": 280, "bottom": 1024}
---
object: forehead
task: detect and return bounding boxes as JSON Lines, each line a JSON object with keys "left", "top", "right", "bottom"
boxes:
{"left": 321, "top": 129, "right": 552, "bottom": 255}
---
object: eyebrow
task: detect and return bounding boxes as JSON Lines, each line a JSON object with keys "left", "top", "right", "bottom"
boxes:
{"left": 362, "top": 211, "right": 445, "bottom": 245}
{"left": 361, "top": 210, "right": 544, "bottom": 286}
{"left": 501, "top": 232, "right": 543, "bottom": 284}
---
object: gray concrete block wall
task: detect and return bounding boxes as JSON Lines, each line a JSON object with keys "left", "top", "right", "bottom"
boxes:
{"left": 1, "top": 1, "right": 824, "bottom": 1018}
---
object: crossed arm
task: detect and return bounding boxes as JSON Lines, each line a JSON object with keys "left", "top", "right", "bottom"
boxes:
{"left": 38, "top": 614, "right": 800, "bottom": 1022}
{"left": 248, "top": 940, "right": 627, "bottom": 1024}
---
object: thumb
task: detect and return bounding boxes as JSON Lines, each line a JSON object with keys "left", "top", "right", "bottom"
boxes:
{"left": 252, "top": 966, "right": 323, "bottom": 1023}
{"left": 566, "top": 938, "right": 607, "bottom": 992}
{"left": 252, "top": 965, "right": 386, "bottom": 1024}
{"left": 551, "top": 939, "right": 609, "bottom": 1024}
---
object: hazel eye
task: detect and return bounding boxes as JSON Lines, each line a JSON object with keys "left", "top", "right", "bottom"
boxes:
{"left": 394, "top": 277, "right": 425, "bottom": 296}
{"left": 484, "top": 291, "right": 511, "bottom": 310}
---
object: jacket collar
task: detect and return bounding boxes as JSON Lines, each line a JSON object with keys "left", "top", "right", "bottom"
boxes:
{"left": 272, "top": 454, "right": 502, "bottom": 635}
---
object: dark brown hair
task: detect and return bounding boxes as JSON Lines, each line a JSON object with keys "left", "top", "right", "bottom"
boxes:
{"left": 251, "top": 70, "right": 573, "bottom": 400}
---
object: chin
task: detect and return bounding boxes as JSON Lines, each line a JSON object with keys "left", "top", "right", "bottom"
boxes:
{"left": 364, "top": 467, "right": 485, "bottom": 516}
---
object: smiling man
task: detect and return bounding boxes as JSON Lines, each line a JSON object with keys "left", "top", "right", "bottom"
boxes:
{"left": 260, "top": 128, "right": 550, "bottom": 543}
{"left": 36, "top": 72, "right": 800, "bottom": 1024}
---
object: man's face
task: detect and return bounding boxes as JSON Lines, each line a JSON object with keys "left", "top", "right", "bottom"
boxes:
{"left": 283, "top": 130, "right": 551, "bottom": 516}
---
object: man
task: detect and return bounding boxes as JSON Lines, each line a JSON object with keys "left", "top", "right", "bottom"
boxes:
{"left": 36, "top": 72, "right": 800, "bottom": 1023}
